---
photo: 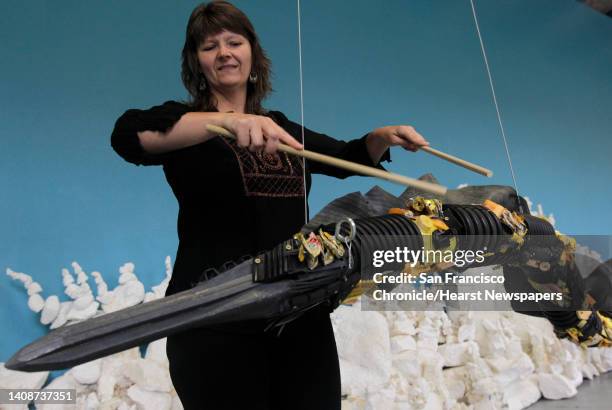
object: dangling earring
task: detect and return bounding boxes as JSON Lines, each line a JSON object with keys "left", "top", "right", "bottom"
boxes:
{"left": 199, "top": 76, "right": 207, "bottom": 91}
{"left": 249, "top": 72, "right": 258, "bottom": 83}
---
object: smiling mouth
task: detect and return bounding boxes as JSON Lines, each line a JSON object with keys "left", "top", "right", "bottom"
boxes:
{"left": 217, "top": 65, "right": 238, "bottom": 71}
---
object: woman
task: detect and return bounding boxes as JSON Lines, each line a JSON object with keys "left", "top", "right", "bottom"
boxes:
{"left": 111, "top": 1, "right": 428, "bottom": 408}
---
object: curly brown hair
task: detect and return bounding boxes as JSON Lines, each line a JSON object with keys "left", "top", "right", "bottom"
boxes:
{"left": 181, "top": 1, "right": 272, "bottom": 114}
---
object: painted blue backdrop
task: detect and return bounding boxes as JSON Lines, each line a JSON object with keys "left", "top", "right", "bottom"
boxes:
{"left": 1, "top": 1, "right": 611, "bottom": 361}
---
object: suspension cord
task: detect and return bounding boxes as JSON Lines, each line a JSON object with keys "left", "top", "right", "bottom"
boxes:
{"left": 469, "top": 0, "right": 524, "bottom": 213}
{"left": 296, "top": 0, "right": 309, "bottom": 225}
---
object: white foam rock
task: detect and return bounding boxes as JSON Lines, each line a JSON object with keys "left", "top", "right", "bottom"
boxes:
{"left": 84, "top": 392, "right": 100, "bottom": 410}
{"left": 457, "top": 323, "right": 476, "bottom": 342}
{"left": 40, "top": 295, "right": 60, "bottom": 325}
{"left": 72, "top": 359, "right": 102, "bottom": 385}
{"left": 171, "top": 395, "right": 184, "bottom": 410}
{"left": 145, "top": 338, "right": 169, "bottom": 366}
{"left": 37, "top": 373, "right": 81, "bottom": 410}
{"left": 0, "top": 362, "right": 48, "bottom": 390}
{"left": 66, "top": 299, "right": 99, "bottom": 321}
{"left": 27, "top": 293, "right": 45, "bottom": 312}
{"left": 537, "top": 373, "right": 577, "bottom": 399}
{"left": 503, "top": 378, "right": 541, "bottom": 410}
{"left": 390, "top": 334, "right": 416, "bottom": 354}
{"left": 123, "top": 358, "right": 172, "bottom": 392}
{"left": 332, "top": 305, "right": 391, "bottom": 397}
{"left": 127, "top": 385, "right": 172, "bottom": 410}
{"left": 26, "top": 282, "right": 42, "bottom": 296}
{"left": 50, "top": 301, "right": 72, "bottom": 329}
{"left": 438, "top": 341, "right": 479, "bottom": 368}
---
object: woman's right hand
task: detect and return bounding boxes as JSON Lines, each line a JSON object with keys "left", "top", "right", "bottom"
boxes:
{"left": 134, "top": 110, "right": 303, "bottom": 157}
{"left": 221, "top": 113, "right": 303, "bottom": 154}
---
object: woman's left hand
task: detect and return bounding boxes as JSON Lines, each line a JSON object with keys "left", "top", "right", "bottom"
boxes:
{"left": 366, "top": 125, "right": 429, "bottom": 164}
{"left": 370, "top": 125, "right": 429, "bottom": 152}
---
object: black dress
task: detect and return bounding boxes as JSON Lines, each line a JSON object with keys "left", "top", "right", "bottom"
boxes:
{"left": 111, "top": 101, "right": 390, "bottom": 409}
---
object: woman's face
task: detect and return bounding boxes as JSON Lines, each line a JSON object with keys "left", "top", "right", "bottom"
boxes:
{"left": 198, "top": 30, "right": 252, "bottom": 93}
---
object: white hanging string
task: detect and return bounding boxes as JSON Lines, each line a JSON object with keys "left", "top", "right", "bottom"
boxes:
{"left": 469, "top": 0, "right": 524, "bottom": 213}
{"left": 296, "top": 0, "right": 309, "bottom": 224}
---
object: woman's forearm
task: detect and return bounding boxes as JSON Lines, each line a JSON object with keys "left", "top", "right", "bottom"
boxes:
{"left": 137, "top": 111, "right": 229, "bottom": 154}
{"left": 138, "top": 111, "right": 303, "bottom": 154}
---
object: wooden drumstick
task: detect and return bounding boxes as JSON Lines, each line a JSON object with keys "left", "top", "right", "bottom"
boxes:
{"left": 206, "top": 124, "right": 448, "bottom": 195}
{"left": 420, "top": 146, "right": 493, "bottom": 177}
